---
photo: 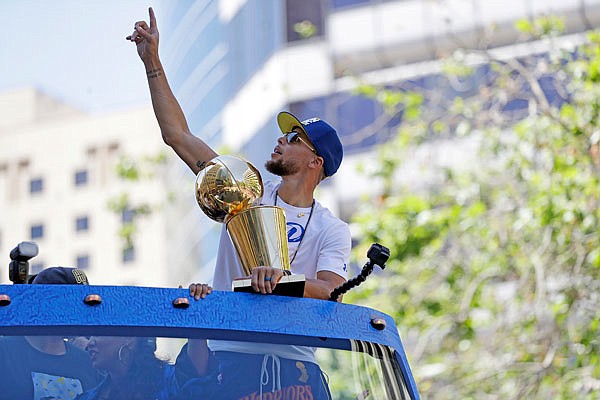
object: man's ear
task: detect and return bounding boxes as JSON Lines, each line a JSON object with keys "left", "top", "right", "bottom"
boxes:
{"left": 308, "top": 156, "right": 326, "bottom": 181}
{"left": 309, "top": 155, "right": 324, "bottom": 171}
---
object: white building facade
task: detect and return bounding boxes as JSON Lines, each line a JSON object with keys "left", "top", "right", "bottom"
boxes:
{"left": 0, "top": 88, "right": 185, "bottom": 286}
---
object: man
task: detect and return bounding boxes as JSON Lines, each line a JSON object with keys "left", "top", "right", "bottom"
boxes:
{"left": 128, "top": 8, "right": 351, "bottom": 399}
{"left": 127, "top": 7, "right": 350, "bottom": 300}
{"left": 0, "top": 267, "right": 100, "bottom": 400}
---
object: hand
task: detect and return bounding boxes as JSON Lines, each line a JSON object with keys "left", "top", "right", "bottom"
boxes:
{"left": 126, "top": 7, "right": 159, "bottom": 65}
{"left": 188, "top": 283, "right": 212, "bottom": 300}
{"left": 250, "top": 266, "right": 285, "bottom": 294}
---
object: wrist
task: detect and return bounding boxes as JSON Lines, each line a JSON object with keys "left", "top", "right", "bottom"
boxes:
{"left": 146, "top": 66, "right": 163, "bottom": 79}
{"left": 143, "top": 58, "right": 162, "bottom": 72}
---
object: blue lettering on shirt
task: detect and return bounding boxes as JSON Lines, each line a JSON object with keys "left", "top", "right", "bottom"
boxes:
{"left": 287, "top": 223, "right": 305, "bottom": 243}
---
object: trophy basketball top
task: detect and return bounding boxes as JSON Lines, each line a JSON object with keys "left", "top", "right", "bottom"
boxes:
{"left": 195, "top": 155, "right": 264, "bottom": 223}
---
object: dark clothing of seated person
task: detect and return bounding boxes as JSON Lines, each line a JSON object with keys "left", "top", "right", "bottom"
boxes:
{"left": 0, "top": 336, "right": 100, "bottom": 400}
{"left": 177, "top": 350, "right": 332, "bottom": 400}
{"left": 0, "top": 267, "right": 100, "bottom": 400}
{"left": 75, "top": 337, "right": 202, "bottom": 400}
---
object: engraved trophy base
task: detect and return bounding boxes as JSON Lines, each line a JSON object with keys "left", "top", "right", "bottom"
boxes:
{"left": 232, "top": 274, "right": 306, "bottom": 298}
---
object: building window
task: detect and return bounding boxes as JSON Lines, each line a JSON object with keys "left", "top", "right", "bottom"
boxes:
{"left": 30, "top": 177, "right": 43, "bottom": 194}
{"left": 76, "top": 254, "right": 90, "bottom": 269}
{"left": 122, "top": 246, "right": 135, "bottom": 263}
{"left": 30, "top": 224, "right": 44, "bottom": 240}
{"left": 122, "top": 207, "right": 135, "bottom": 223}
{"left": 74, "top": 170, "right": 88, "bottom": 186}
{"left": 108, "top": 142, "right": 120, "bottom": 153}
{"left": 75, "top": 216, "right": 89, "bottom": 232}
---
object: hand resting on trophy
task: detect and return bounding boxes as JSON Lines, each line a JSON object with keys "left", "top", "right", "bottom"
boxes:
{"left": 233, "top": 266, "right": 305, "bottom": 297}
{"left": 238, "top": 266, "right": 285, "bottom": 295}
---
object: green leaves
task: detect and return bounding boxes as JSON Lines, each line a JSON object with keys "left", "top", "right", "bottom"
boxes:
{"left": 115, "top": 151, "right": 167, "bottom": 181}
{"left": 107, "top": 192, "right": 153, "bottom": 249}
{"left": 293, "top": 20, "right": 318, "bottom": 39}
{"left": 515, "top": 16, "right": 565, "bottom": 38}
{"left": 107, "top": 151, "right": 169, "bottom": 251}
{"left": 348, "top": 23, "right": 600, "bottom": 400}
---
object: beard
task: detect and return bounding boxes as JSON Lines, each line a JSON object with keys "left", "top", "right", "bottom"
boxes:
{"left": 265, "top": 158, "right": 299, "bottom": 176}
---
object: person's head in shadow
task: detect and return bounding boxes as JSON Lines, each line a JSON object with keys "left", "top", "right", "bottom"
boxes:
{"left": 30, "top": 266, "right": 91, "bottom": 350}
{"left": 31, "top": 266, "right": 89, "bottom": 285}
{"left": 25, "top": 267, "right": 90, "bottom": 353}
{"left": 81, "top": 336, "right": 170, "bottom": 400}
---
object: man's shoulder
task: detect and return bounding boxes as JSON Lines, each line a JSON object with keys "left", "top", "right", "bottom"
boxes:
{"left": 0, "top": 335, "right": 27, "bottom": 349}
{"left": 0, "top": 335, "right": 22, "bottom": 343}
{"left": 312, "top": 202, "right": 351, "bottom": 239}
{"left": 313, "top": 201, "right": 347, "bottom": 225}
{"left": 0, "top": 336, "right": 31, "bottom": 363}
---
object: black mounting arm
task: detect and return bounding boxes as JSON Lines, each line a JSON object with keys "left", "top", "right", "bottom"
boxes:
{"left": 328, "top": 243, "right": 390, "bottom": 302}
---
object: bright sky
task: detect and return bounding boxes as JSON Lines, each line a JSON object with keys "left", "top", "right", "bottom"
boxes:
{"left": 0, "top": 0, "right": 168, "bottom": 113}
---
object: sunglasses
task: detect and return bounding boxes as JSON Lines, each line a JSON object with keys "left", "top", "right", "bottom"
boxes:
{"left": 283, "top": 131, "right": 317, "bottom": 154}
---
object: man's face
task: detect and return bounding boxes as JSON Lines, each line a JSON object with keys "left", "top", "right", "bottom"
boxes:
{"left": 265, "top": 128, "right": 316, "bottom": 176}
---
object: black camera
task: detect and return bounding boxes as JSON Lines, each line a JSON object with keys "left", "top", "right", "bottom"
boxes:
{"left": 366, "top": 243, "right": 391, "bottom": 269}
{"left": 9, "top": 241, "right": 39, "bottom": 284}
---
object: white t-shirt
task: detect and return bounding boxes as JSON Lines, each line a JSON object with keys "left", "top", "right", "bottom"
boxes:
{"left": 209, "top": 180, "right": 352, "bottom": 362}
{"left": 212, "top": 180, "right": 350, "bottom": 290}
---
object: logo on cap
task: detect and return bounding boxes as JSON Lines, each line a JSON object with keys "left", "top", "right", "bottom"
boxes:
{"left": 302, "top": 118, "right": 320, "bottom": 125}
{"left": 72, "top": 269, "right": 89, "bottom": 284}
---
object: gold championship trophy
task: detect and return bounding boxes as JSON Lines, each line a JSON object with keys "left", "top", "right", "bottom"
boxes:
{"left": 195, "top": 155, "right": 305, "bottom": 296}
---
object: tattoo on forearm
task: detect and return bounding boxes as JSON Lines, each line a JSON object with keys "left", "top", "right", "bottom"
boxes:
{"left": 146, "top": 68, "right": 163, "bottom": 79}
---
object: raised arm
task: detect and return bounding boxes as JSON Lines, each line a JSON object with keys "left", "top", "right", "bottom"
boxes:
{"left": 127, "top": 7, "right": 217, "bottom": 174}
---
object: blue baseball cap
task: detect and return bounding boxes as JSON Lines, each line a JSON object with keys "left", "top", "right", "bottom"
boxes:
{"left": 277, "top": 111, "right": 343, "bottom": 177}
{"left": 31, "top": 267, "right": 89, "bottom": 285}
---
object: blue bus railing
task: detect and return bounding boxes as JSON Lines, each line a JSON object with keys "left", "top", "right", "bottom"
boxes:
{"left": 0, "top": 284, "right": 420, "bottom": 399}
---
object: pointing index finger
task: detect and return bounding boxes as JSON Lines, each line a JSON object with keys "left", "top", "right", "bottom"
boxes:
{"left": 149, "top": 7, "right": 157, "bottom": 29}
